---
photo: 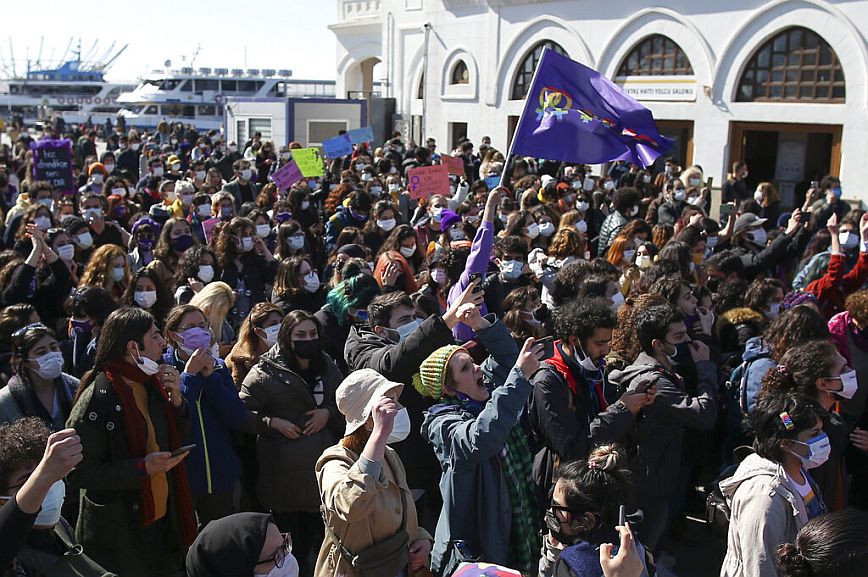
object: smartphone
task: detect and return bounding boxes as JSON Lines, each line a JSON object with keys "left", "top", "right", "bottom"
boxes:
{"left": 719, "top": 203, "right": 734, "bottom": 222}
{"left": 171, "top": 444, "right": 196, "bottom": 457}
{"left": 706, "top": 176, "right": 713, "bottom": 190}
{"left": 468, "top": 272, "right": 484, "bottom": 292}
{"left": 810, "top": 180, "right": 819, "bottom": 189}
{"left": 535, "top": 335, "right": 555, "bottom": 347}
{"left": 618, "top": 505, "right": 626, "bottom": 526}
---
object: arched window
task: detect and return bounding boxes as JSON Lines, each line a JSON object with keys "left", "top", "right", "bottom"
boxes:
{"left": 737, "top": 27, "right": 845, "bottom": 102}
{"left": 450, "top": 60, "right": 469, "bottom": 85}
{"left": 510, "top": 41, "right": 567, "bottom": 100}
{"left": 617, "top": 34, "right": 693, "bottom": 76}
{"left": 417, "top": 71, "right": 424, "bottom": 99}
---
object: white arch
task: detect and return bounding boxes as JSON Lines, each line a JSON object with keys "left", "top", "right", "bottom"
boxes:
{"left": 440, "top": 47, "right": 479, "bottom": 100}
{"left": 714, "top": 0, "right": 868, "bottom": 106}
{"left": 597, "top": 8, "right": 714, "bottom": 88}
{"left": 493, "top": 16, "right": 593, "bottom": 107}
{"left": 402, "top": 45, "right": 426, "bottom": 114}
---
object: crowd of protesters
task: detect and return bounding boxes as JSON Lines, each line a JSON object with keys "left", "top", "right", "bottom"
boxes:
{"left": 0, "top": 118, "right": 865, "bottom": 577}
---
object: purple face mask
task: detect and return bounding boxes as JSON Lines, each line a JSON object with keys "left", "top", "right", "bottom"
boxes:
{"left": 180, "top": 327, "right": 212, "bottom": 351}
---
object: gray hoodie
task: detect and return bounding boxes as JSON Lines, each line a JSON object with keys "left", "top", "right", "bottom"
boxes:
{"left": 718, "top": 453, "right": 808, "bottom": 577}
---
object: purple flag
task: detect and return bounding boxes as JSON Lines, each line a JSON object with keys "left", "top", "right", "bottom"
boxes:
{"left": 511, "top": 48, "right": 673, "bottom": 168}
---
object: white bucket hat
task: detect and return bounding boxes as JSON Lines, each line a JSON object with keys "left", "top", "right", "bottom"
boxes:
{"left": 336, "top": 369, "right": 404, "bottom": 436}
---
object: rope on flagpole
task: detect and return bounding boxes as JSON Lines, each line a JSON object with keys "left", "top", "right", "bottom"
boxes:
{"left": 497, "top": 46, "right": 551, "bottom": 192}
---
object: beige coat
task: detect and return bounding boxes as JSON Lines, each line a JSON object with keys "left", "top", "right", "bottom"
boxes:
{"left": 315, "top": 443, "right": 432, "bottom": 577}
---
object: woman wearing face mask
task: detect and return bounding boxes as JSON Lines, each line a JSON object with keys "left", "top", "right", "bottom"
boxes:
{"left": 502, "top": 210, "right": 542, "bottom": 252}
{"left": 226, "top": 303, "right": 284, "bottom": 386}
{"left": 502, "top": 285, "right": 545, "bottom": 345}
{"left": 540, "top": 444, "right": 651, "bottom": 577}
{"left": 79, "top": 244, "right": 130, "bottom": 303}
{"left": 376, "top": 224, "right": 425, "bottom": 281}
{"left": 274, "top": 221, "right": 309, "bottom": 261}
{"left": 598, "top": 188, "right": 642, "bottom": 256}
{"left": 289, "top": 186, "right": 324, "bottom": 238}
{"left": 216, "top": 217, "right": 278, "bottom": 329}
{"left": 162, "top": 304, "right": 271, "bottom": 529}
{"left": 148, "top": 218, "right": 198, "bottom": 295}
{"left": 271, "top": 256, "right": 324, "bottom": 315}
{"left": 173, "top": 245, "right": 220, "bottom": 305}
{"left": 66, "top": 307, "right": 196, "bottom": 577}
{"left": 249, "top": 208, "right": 276, "bottom": 250}
{"left": 720, "top": 391, "right": 827, "bottom": 577}
{"left": 416, "top": 307, "right": 543, "bottom": 575}
{"left": 189, "top": 281, "right": 237, "bottom": 358}
{"left": 128, "top": 217, "right": 161, "bottom": 271}
{"left": 242, "top": 310, "right": 344, "bottom": 577}
{"left": 316, "top": 368, "right": 432, "bottom": 577}
{"left": 759, "top": 339, "right": 855, "bottom": 511}
{"left": 12, "top": 204, "right": 57, "bottom": 257}
{"left": 122, "top": 268, "right": 173, "bottom": 330}
{"left": 362, "top": 201, "right": 400, "bottom": 256}
{"left": 186, "top": 512, "right": 299, "bottom": 577}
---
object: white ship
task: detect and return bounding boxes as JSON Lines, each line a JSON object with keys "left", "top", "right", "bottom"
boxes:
{"left": 116, "top": 67, "right": 337, "bottom": 131}
{"left": 0, "top": 43, "right": 134, "bottom": 126}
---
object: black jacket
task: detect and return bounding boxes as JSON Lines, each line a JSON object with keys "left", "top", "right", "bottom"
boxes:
{"left": 731, "top": 227, "right": 809, "bottom": 280}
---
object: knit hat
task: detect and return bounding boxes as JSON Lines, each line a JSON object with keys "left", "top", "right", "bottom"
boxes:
{"left": 336, "top": 369, "right": 404, "bottom": 436}
{"left": 781, "top": 290, "right": 819, "bottom": 310}
{"left": 62, "top": 215, "right": 88, "bottom": 236}
{"left": 88, "top": 162, "right": 105, "bottom": 176}
{"left": 440, "top": 209, "right": 461, "bottom": 232}
{"left": 413, "top": 345, "right": 465, "bottom": 399}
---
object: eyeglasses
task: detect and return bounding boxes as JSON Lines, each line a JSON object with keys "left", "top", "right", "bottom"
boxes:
{"left": 256, "top": 533, "right": 292, "bottom": 568}
{"left": 12, "top": 323, "right": 46, "bottom": 339}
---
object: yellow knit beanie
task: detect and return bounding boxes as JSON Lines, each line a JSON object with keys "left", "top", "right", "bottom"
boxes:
{"left": 413, "top": 345, "right": 465, "bottom": 399}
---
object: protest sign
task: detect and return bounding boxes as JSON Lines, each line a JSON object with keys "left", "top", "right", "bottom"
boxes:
{"left": 322, "top": 134, "right": 353, "bottom": 158}
{"left": 484, "top": 175, "right": 501, "bottom": 190}
{"left": 293, "top": 147, "right": 324, "bottom": 177}
{"left": 201, "top": 218, "right": 218, "bottom": 244}
{"left": 440, "top": 155, "right": 464, "bottom": 175}
{"left": 407, "top": 164, "right": 450, "bottom": 200}
{"left": 31, "top": 139, "right": 74, "bottom": 195}
{"left": 347, "top": 126, "right": 374, "bottom": 145}
{"left": 271, "top": 159, "right": 303, "bottom": 189}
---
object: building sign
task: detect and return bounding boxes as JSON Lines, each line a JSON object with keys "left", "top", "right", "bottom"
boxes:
{"left": 614, "top": 75, "right": 697, "bottom": 102}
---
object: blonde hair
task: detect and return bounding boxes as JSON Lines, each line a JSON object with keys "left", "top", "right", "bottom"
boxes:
{"left": 189, "top": 281, "right": 235, "bottom": 343}
{"left": 558, "top": 210, "right": 583, "bottom": 229}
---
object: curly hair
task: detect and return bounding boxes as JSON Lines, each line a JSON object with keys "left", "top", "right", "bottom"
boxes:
{"left": 611, "top": 187, "right": 641, "bottom": 214}
{"left": 548, "top": 228, "right": 584, "bottom": 260}
{"left": 214, "top": 216, "right": 254, "bottom": 268}
{"left": 648, "top": 276, "right": 690, "bottom": 310}
{"left": 845, "top": 289, "right": 868, "bottom": 328}
{"left": 609, "top": 293, "right": 668, "bottom": 361}
{"left": 174, "top": 245, "right": 219, "bottom": 289}
{"left": 553, "top": 298, "right": 617, "bottom": 343}
{"left": 759, "top": 340, "right": 840, "bottom": 402}
{"left": 652, "top": 224, "right": 674, "bottom": 249}
{"left": 762, "top": 305, "right": 830, "bottom": 360}
{"left": 79, "top": 244, "right": 129, "bottom": 297}
{"left": 714, "top": 278, "right": 750, "bottom": 314}
{"left": 551, "top": 260, "right": 595, "bottom": 307}
{"left": 657, "top": 240, "right": 692, "bottom": 280}
{"left": 0, "top": 417, "right": 50, "bottom": 493}
{"left": 745, "top": 277, "right": 784, "bottom": 312}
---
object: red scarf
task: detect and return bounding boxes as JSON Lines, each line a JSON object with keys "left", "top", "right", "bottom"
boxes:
{"left": 104, "top": 360, "right": 197, "bottom": 546}
{"left": 546, "top": 341, "right": 608, "bottom": 413}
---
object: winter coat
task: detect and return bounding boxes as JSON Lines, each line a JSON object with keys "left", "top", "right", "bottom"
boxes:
{"left": 608, "top": 352, "right": 717, "bottom": 498}
{"left": 315, "top": 444, "right": 431, "bottom": 577}
{"left": 0, "top": 373, "right": 79, "bottom": 430}
{"left": 163, "top": 350, "right": 268, "bottom": 497}
{"left": 806, "top": 251, "right": 868, "bottom": 319}
{"left": 314, "top": 304, "right": 351, "bottom": 376}
{"left": 344, "top": 314, "right": 455, "bottom": 492}
{"left": 597, "top": 211, "right": 629, "bottom": 255}
{"left": 720, "top": 453, "right": 812, "bottom": 577}
{"left": 241, "top": 344, "right": 344, "bottom": 512}
{"left": 528, "top": 342, "right": 636, "bottom": 497}
{"left": 65, "top": 373, "right": 192, "bottom": 577}
{"left": 731, "top": 227, "right": 808, "bottom": 280}
{"left": 420, "top": 320, "right": 528, "bottom": 572}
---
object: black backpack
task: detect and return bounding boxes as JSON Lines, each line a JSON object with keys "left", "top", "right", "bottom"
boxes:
{"left": 705, "top": 446, "right": 754, "bottom": 544}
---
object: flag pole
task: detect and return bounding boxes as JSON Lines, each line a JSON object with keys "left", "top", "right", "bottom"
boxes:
{"left": 497, "top": 46, "right": 550, "bottom": 191}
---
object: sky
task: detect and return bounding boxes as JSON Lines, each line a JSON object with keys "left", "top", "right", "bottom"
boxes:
{"left": 1, "top": 0, "right": 338, "bottom": 82}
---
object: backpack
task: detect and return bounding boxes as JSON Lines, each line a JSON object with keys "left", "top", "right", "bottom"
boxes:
{"left": 705, "top": 446, "right": 754, "bottom": 545}
{"left": 719, "top": 351, "right": 769, "bottom": 464}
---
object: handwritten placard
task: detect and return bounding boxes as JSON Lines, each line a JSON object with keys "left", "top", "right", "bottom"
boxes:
{"left": 271, "top": 159, "right": 303, "bottom": 190}
{"left": 322, "top": 134, "right": 353, "bottom": 159}
{"left": 293, "top": 147, "right": 324, "bottom": 177}
{"left": 31, "top": 139, "right": 74, "bottom": 195}
{"left": 406, "top": 164, "right": 450, "bottom": 200}
{"left": 440, "top": 154, "right": 464, "bottom": 175}
{"left": 347, "top": 126, "right": 374, "bottom": 145}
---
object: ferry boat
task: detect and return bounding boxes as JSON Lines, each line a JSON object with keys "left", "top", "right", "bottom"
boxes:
{"left": 0, "top": 45, "right": 134, "bottom": 127}
{"left": 116, "top": 67, "right": 337, "bottom": 131}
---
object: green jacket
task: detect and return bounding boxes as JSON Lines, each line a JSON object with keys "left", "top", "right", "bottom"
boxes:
{"left": 65, "top": 372, "right": 192, "bottom": 577}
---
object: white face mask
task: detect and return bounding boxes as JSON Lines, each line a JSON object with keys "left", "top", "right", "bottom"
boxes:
{"left": 688, "top": 177, "right": 701, "bottom": 187}
{"left": 706, "top": 236, "right": 719, "bottom": 248}
{"left": 301, "top": 200, "right": 310, "bottom": 211}
{"left": 673, "top": 189, "right": 687, "bottom": 202}
{"left": 240, "top": 169, "right": 253, "bottom": 181}
{"left": 134, "top": 291, "right": 157, "bottom": 309}
{"left": 575, "top": 219, "right": 588, "bottom": 234}
{"left": 610, "top": 290, "right": 625, "bottom": 312}
{"left": 642, "top": 174, "right": 652, "bottom": 184}
{"left": 165, "top": 190, "right": 177, "bottom": 202}
{"left": 450, "top": 227, "right": 466, "bottom": 241}
{"left": 636, "top": 254, "right": 652, "bottom": 270}
{"left": 500, "top": 259, "right": 523, "bottom": 280}
{"left": 255, "top": 552, "right": 300, "bottom": 577}
{"left": 750, "top": 227, "right": 768, "bottom": 247}
{"left": 399, "top": 245, "right": 416, "bottom": 258}
{"left": 830, "top": 369, "right": 858, "bottom": 399}
{"left": 388, "top": 183, "right": 400, "bottom": 193}
{"left": 753, "top": 190, "right": 764, "bottom": 203}
{"left": 687, "top": 196, "right": 703, "bottom": 206}
{"left": 789, "top": 433, "right": 831, "bottom": 469}
{"left": 387, "top": 407, "right": 411, "bottom": 444}
{"left": 256, "top": 224, "right": 271, "bottom": 238}
{"left": 583, "top": 177, "right": 595, "bottom": 192}
{"left": 197, "top": 204, "right": 212, "bottom": 218}
{"left": 262, "top": 324, "right": 280, "bottom": 348}
{"left": 767, "top": 302, "right": 781, "bottom": 319}
{"left": 181, "top": 194, "right": 193, "bottom": 206}
{"left": 84, "top": 207, "right": 102, "bottom": 220}
{"left": 32, "top": 351, "right": 64, "bottom": 381}
{"left": 195, "top": 170, "right": 207, "bottom": 181}
{"left": 575, "top": 200, "right": 590, "bottom": 212}
{"left": 240, "top": 237, "right": 254, "bottom": 252}
{"left": 526, "top": 222, "right": 540, "bottom": 239}
{"left": 111, "top": 187, "right": 126, "bottom": 197}
{"left": 34, "top": 215, "right": 51, "bottom": 231}
{"left": 573, "top": 340, "right": 599, "bottom": 371}
{"left": 104, "top": 163, "right": 115, "bottom": 173}
{"left": 132, "top": 346, "right": 160, "bottom": 376}
{"left": 571, "top": 180, "right": 581, "bottom": 190}
{"left": 839, "top": 231, "right": 859, "bottom": 250}
{"left": 91, "top": 173, "right": 104, "bottom": 184}
{"left": 111, "top": 266, "right": 125, "bottom": 282}
{"left": 303, "top": 271, "right": 320, "bottom": 293}
{"left": 198, "top": 265, "right": 215, "bottom": 283}
{"left": 622, "top": 249, "right": 636, "bottom": 263}
{"left": 539, "top": 221, "right": 556, "bottom": 238}
{"left": 377, "top": 218, "right": 397, "bottom": 232}
{"left": 34, "top": 480, "right": 65, "bottom": 526}
{"left": 391, "top": 318, "right": 421, "bottom": 343}
{"left": 77, "top": 232, "right": 94, "bottom": 249}
{"left": 603, "top": 180, "right": 615, "bottom": 191}
{"left": 153, "top": 166, "right": 164, "bottom": 177}
{"left": 289, "top": 235, "right": 305, "bottom": 250}
{"left": 57, "top": 244, "right": 75, "bottom": 262}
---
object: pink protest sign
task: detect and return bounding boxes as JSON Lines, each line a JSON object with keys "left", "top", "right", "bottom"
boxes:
{"left": 201, "top": 218, "right": 219, "bottom": 244}
{"left": 271, "top": 159, "right": 303, "bottom": 190}
{"left": 441, "top": 155, "right": 464, "bottom": 175}
{"left": 407, "top": 164, "right": 450, "bottom": 200}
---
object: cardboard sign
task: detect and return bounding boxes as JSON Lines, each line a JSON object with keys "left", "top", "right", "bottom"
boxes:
{"left": 31, "top": 139, "right": 74, "bottom": 195}
{"left": 271, "top": 159, "right": 303, "bottom": 190}
{"left": 407, "top": 164, "right": 450, "bottom": 200}
{"left": 322, "top": 134, "right": 353, "bottom": 159}
{"left": 293, "top": 147, "right": 324, "bottom": 177}
{"left": 347, "top": 126, "right": 374, "bottom": 145}
{"left": 440, "top": 154, "right": 464, "bottom": 175}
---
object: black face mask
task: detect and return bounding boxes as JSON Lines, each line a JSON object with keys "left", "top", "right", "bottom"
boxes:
{"left": 292, "top": 339, "right": 320, "bottom": 360}
{"left": 545, "top": 509, "right": 581, "bottom": 546}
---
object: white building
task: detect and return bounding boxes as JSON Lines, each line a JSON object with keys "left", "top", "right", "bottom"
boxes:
{"left": 331, "top": 0, "right": 868, "bottom": 206}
